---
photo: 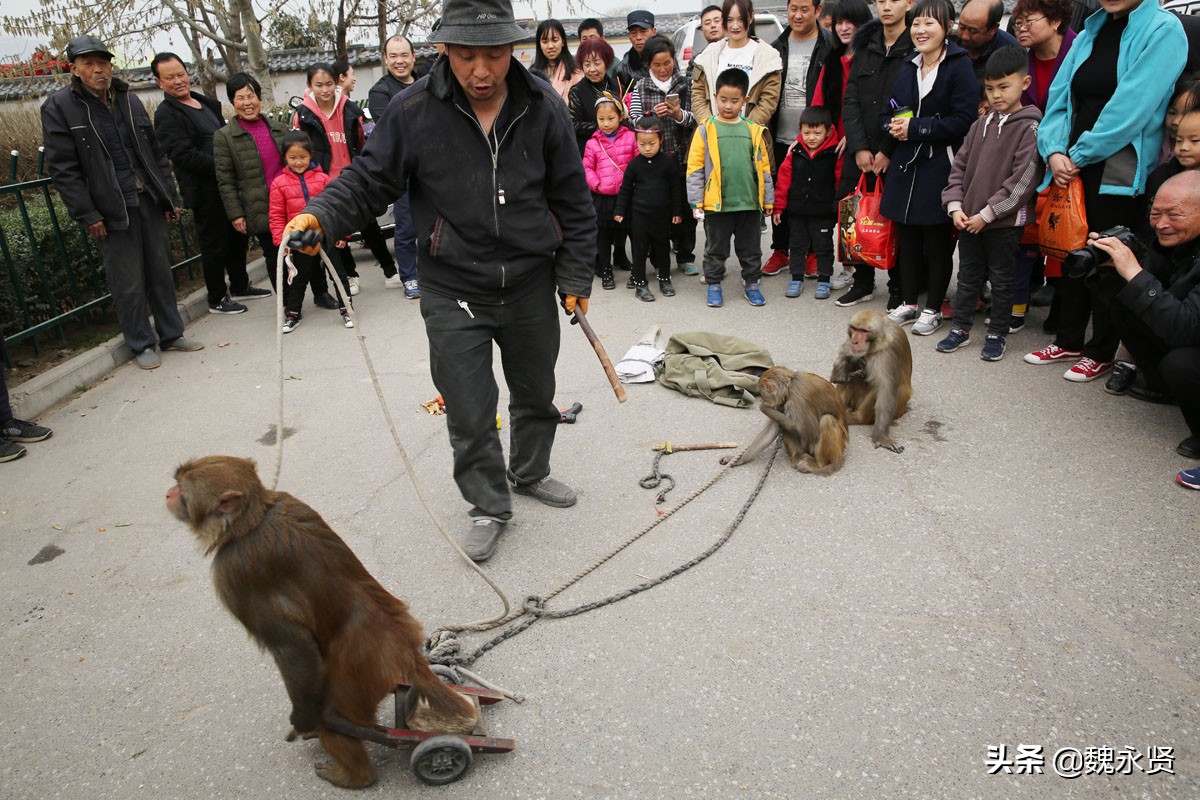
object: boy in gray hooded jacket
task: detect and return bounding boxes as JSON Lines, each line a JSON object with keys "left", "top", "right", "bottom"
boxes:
{"left": 939, "top": 46, "right": 1043, "bottom": 362}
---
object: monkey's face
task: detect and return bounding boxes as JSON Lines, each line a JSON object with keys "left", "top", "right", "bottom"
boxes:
{"left": 848, "top": 326, "right": 872, "bottom": 357}
{"left": 166, "top": 482, "right": 189, "bottom": 522}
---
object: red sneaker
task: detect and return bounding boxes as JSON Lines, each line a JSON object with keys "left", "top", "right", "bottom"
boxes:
{"left": 1022, "top": 344, "right": 1082, "bottom": 365}
{"left": 762, "top": 250, "right": 788, "bottom": 276}
{"left": 940, "top": 297, "right": 954, "bottom": 319}
{"left": 1063, "top": 357, "right": 1113, "bottom": 382}
{"left": 805, "top": 251, "right": 818, "bottom": 277}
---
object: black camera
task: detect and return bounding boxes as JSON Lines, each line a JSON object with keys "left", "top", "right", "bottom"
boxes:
{"left": 1063, "top": 225, "right": 1146, "bottom": 280}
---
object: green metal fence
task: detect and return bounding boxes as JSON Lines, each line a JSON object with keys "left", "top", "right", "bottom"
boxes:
{"left": 0, "top": 148, "right": 200, "bottom": 365}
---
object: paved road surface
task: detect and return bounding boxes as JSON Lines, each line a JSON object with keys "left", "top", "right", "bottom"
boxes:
{"left": 1, "top": 243, "right": 1195, "bottom": 799}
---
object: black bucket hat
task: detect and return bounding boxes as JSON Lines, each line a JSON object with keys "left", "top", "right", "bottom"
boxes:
{"left": 429, "top": 0, "right": 526, "bottom": 46}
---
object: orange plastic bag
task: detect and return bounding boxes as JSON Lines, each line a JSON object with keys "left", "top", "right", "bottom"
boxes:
{"left": 1038, "top": 177, "right": 1088, "bottom": 260}
{"left": 838, "top": 175, "right": 897, "bottom": 269}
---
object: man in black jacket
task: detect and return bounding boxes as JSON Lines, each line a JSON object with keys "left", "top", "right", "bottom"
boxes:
{"left": 1089, "top": 172, "right": 1200, "bottom": 460}
{"left": 42, "top": 36, "right": 203, "bottom": 370}
{"left": 835, "top": 0, "right": 914, "bottom": 308}
{"left": 367, "top": 34, "right": 421, "bottom": 299}
{"left": 152, "top": 52, "right": 271, "bottom": 315}
{"left": 284, "top": 0, "right": 596, "bottom": 562}
{"left": 764, "top": 0, "right": 833, "bottom": 277}
{"left": 616, "top": 9, "right": 656, "bottom": 92}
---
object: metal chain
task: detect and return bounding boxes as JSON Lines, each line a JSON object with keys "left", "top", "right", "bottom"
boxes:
{"left": 638, "top": 449, "right": 676, "bottom": 508}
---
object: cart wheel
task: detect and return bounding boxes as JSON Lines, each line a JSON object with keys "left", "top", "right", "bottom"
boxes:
{"left": 430, "top": 664, "right": 461, "bottom": 685}
{"left": 410, "top": 735, "right": 472, "bottom": 786}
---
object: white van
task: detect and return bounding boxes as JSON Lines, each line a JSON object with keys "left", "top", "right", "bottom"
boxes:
{"left": 670, "top": 12, "right": 785, "bottom": 65}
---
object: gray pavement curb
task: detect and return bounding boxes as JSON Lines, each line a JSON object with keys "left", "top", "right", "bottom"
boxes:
{"left": 8, "top": 257, "right": 270, "bottom": 421}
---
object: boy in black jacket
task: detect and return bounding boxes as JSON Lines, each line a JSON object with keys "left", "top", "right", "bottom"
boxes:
{"left": 773, "top": 107, "right": 842, "bottom": 300}
{"left": 615, "top": 116, "right": 685, "bottom": 302}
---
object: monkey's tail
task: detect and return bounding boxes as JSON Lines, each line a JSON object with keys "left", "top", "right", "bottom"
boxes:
{"left": 407, "top": 663, "right": 478, "bottom": 726}
{"left": 812, "top": 415, "right": 849, "bottom": 476}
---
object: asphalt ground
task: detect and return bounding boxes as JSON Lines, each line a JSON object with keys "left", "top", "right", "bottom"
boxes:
{"left": 1, "top": 235, "right": 1196, "bottom": 799}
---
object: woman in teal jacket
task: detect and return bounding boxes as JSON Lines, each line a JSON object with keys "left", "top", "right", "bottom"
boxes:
{"left": 1028, "top": 0, "right": 1186, "bottom": 381}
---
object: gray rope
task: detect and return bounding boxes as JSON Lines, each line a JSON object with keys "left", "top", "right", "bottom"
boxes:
{"left": 427, "top": 438, "right": 781, "bottom": 669}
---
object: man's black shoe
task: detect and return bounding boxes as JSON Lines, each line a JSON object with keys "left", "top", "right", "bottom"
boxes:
{"left": 1129, "top": 384, "right": 1176, "bottom": 405}
{"left": 313, "top": 293, "right": 340, "bottom": 310}
{"left": 1177, "top": 437, "right": 1200, "bottom": 459}
{"left": 1103, "top": 362, "right": 1137, "bottom": 396}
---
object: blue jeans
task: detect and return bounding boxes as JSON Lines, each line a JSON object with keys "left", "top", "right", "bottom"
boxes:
{"left": 393, "top": 192, "right": 417, "bottom": 282}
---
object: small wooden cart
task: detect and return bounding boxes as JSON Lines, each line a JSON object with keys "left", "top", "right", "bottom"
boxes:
{"left": 323, "top": 677, "right": 516, "bottom": 786}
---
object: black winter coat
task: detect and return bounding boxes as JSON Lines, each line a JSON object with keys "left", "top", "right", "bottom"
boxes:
{"left": 293, "top": 99, "right": 365, "bottom": 175}
{"left": 841, "top": 20, "right": 914, "bottom": 198}
{"left": 304, "top": 57, "right": 596, "bottom": 305}
{"left": 878, "top": 44, "right": 979, "bottom": 227}
{"left": 769, "top": 27, "right": 834, "bottom": 139}
{"left": 777, "top": 137, "right": 840, "bottom": 217}
{"left": 153, "top": 91, "right": 225, "bottom": 208}
{"left": 568, "top": 75, "right": 623, "bottom": 155}
{"left": 41, "top": 76, "right": 179, "bottom": 230}
{"left": 1116, "top": 237, "right": 1200, "bottom": 347}
{"left": 367, "top": 72, "right": 415, "bottom": 123}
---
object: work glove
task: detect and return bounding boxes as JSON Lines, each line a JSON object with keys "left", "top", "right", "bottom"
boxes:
{"left": 558, "top": 293, "right": 589, "bottom": 325}
{"left": 282, "top": 213, "right": 324, "bottom": 254}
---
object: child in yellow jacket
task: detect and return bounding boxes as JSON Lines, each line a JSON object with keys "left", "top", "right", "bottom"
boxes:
{"left": 686, "top": 68, "right": 775, "bottom": 308}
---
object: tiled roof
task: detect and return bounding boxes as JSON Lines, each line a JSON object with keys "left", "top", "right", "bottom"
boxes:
{"left": 0, "top": 10, "right": 713, "bottom": 102}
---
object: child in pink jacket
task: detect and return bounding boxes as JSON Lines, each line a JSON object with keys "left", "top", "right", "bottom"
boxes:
{"left": 269, "top": 131, "right": 351, "bottom": 332}
{"left": 582, "top": 94, "right": 637, "bottom": 290}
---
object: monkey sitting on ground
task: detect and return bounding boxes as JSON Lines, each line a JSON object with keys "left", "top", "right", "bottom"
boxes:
{"left": 723, "top": 366, "right": 849, "bottom": 475}
{"left": 166, "top": 456, "right": 476, "bottom": 789}
{"left": 830, "top": 309, "right": 913, "bottom": 453}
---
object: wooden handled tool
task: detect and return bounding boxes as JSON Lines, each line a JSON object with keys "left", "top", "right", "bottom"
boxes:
{"left": 572, "top": 308, "right": 627, "bottom": 403}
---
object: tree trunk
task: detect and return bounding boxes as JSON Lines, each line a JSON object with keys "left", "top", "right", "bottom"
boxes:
{"left": 234, "top": 0, "right": 274, "bottom": 105}
{"left": 377, "top": 0, "right": 387, "bottom": 51}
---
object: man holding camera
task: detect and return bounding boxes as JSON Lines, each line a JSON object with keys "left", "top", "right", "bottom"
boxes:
{"left": 1088, "top": 172, "right": 1200, "bottom": 462}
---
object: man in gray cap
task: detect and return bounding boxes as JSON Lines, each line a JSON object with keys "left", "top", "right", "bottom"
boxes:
{"left": 41, "top": 36, "right": 203, "bottom": 369}
{"left": 284, "top": 0, "right": 596, "bottom": 562}
{"left": 616, "top": 9, "right": 657, "bottom": 91}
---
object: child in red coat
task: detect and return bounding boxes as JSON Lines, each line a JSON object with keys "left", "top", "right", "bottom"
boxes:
{"left": 269, "top": 131, "right": 351, "bottom": 332}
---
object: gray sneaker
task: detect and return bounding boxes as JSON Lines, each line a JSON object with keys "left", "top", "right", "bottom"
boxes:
{"left": 462, "top": 517, "right": 506, "bottom": 562}
{"left": 511, "top": 476, "right": 577, "bottom": 507}
{"left": 135, "top": 349, "right": 161, "bottom": 369}
{"left": 0, "top": 418, "right": 52, "bottom": 443}
{"left": 162, "top": 336, "right": 204, "bottom": 351}
{"left": 0, "top": 440, "right": 26, "bottom": 463}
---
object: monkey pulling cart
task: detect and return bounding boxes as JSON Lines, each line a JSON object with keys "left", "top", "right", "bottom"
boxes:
{"left": 324, "top": 670, "right": 516, "bottom": 786}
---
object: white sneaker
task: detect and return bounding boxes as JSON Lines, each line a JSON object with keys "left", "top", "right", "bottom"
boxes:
{"left": 384, "top": 275, "right": 403, "bottom": 289}
{"left": 911, "top": 309, "right": 944, "bottom": 336}
{"left": 887, "top": 304, "right": 920, "bottom": 326}
{"left": 342, "top": 312, "right": 354, "bottom": 329}
{"left": 348, "top": 276, "right": 361, "bottom": 296}
{"left": 830, "top": 270, "right": 854, "bottom": 290}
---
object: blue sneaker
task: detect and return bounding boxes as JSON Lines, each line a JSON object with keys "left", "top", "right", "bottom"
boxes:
{"left": 680, "top": 261, "right": 700, "bottom": 276}
{"left": 1178, "top": 467, "right": 1200, "bottom": 490}
{"left": 935, "top": 328, "right": 970, "bottom": 353}
{"left": 980, "top": 334, "right": 1007, "bottom": 362}
{"left": 814, "top": 281, "right": 832, "bottom": 300}
{"left": 744, "top": 282, "right": 766, "bottom": 306}
{"left": 785, "top": 279, "right": 804, "bottom": 298}
{"left": 403, "top": 280, "right": 421, "bottom": 299}
{"left": 707, "top": 284, "right": 723, "bottom": 307}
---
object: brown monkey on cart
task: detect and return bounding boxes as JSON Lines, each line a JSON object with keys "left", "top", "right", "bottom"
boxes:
{"left": 723, "top": 366, "right": 849, "bottom": 475}
{"left": 830, "top": 309, "right": 912, "bottom": 453}
{"left": 166, "top": 455, "right": 476, "bottom": 789}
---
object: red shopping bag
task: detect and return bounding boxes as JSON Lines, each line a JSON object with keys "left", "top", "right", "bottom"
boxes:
{"left": 1038, "top": 177, "right": 1088, "bottom": 260}
{"left": 838, "top": 174, "right": 896, "bottom": 269}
